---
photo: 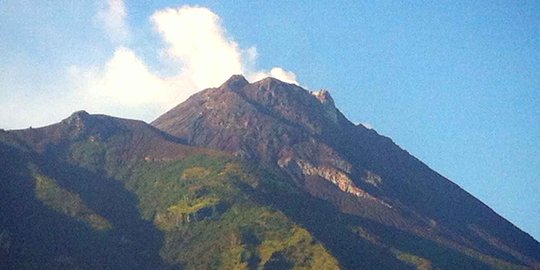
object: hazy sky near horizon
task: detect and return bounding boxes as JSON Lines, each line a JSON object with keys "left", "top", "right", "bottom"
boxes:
{"left": 1, "top": 1, "right": 539, "bottom": 240}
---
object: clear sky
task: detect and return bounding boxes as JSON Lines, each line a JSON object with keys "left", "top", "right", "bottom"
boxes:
{"left": 1, "top": 1, "right": 539, "bottom": 240}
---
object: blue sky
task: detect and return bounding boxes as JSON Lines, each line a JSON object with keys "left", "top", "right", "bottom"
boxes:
{"left": 1, "top": 1, "right": 539, "bottom": 240}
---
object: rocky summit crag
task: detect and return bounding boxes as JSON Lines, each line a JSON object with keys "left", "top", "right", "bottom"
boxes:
{"left": 1, "top": 75, "right": 539, "bottom": 269}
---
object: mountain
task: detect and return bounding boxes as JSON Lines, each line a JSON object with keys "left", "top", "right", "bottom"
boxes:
{"left": 153, "top": 75, "right": 540, "bottom": 268}
{"left": 0, "top": 76, "right": 538, "bottom": 269}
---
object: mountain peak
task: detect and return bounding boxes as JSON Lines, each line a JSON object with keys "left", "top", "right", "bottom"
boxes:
{"left": 251, "top": 76, "right": 298, "bottom": 90}
{"left": 63, "top": 110, "right": 92, "bottom": 129}
{"left": 220, "top": 74, "right": 249, "bottom": 90}
{"left": 312, "top": 89, "right": 335, "bottom": 105}
{"left": 311, "top": 89, "right": 338, "bottom": 124}
{"left": 69, "top": 110, "right": 90, "bottom": 119}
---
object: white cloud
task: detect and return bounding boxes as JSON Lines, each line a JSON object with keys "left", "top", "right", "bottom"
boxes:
{"left": 73, "top": 5, "right": 299, "bottom": 122}
{"left": 360, "top": 122, "right": 374, "bottom": 129}
{"left": 96, "top": 0, "right": 129, "bottom": 43}
{"left": 69, "top": 47, "right": 195, "bottom": 120}
{"left": 81, "top": 47, "right": 179, "bottom": 105}
{"left": 248, "top": 67, "right": 299, "bottom": 85}
{"left": 151, "top": 6, "right": 245, "bottom": 90}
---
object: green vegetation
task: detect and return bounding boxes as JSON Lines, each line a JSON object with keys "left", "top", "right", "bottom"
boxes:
{"left": 33, "top": 173, "right": 112, "bottom": 231}
{"left": 352, "top": 224, "right": 528, "bottom": 270}
{"left": 118, "top": 154, "right": 339, "bottom": 269}
{"left": 69, "top": 140, "right": 107, "bottom": 172}
{"left": 394, "top": 250, "right": 433, "bottom": 270}
{"left": 37, "top": 139, "right": 525, "bottom": 269}
{"left": 61, "top": 136, "right": 338, "bottom": 268}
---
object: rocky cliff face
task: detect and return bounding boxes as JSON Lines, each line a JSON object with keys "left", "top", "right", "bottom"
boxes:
{"left": 153, "top": 75, "right": 540, "bottom": 268}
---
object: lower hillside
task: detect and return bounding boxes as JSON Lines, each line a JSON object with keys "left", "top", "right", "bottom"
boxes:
{"left": 0, "top": 130, "right": 339, "bottom": 269}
